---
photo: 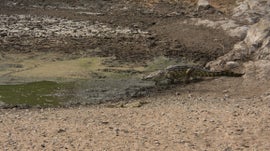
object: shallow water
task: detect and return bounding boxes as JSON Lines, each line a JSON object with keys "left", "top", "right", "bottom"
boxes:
{"left": 0, "top": 78, "right": 153, "bottom": 108}
{"left": 0, "top": 81, "right": 72, "bottom": 108}
{"left": 0, "top": 56, "right": 191, "bottom": 108}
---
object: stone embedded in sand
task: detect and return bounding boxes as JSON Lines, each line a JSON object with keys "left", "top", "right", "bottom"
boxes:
{"left": 197, "top": 0, "right": 210, "bottom": 10}
{"left": 197, "top": 0, "right": 221, "bottom": 14}
{"left": 225, "top": 61, "right": 240, "bottom": 70}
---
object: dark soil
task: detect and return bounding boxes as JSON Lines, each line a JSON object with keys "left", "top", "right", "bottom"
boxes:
{"left": 0, "top": 0, "right": 239, "bottom": 65}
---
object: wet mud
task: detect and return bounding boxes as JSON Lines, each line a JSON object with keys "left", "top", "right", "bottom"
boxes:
{"left": 0, "top": 0, "right": 239, "bottom": 107}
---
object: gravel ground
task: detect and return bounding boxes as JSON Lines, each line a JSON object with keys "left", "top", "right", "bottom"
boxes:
{"left": 1, "top": 78, "right": 270, "bottom": 151}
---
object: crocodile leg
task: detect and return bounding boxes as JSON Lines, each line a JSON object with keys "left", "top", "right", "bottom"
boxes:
{"left": 183, "top": 67, "right": 194, "bottom": 83}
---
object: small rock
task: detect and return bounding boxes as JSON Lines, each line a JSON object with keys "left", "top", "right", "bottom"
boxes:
{"left": 108, "top": 127, "right": 113, "bottom": 130}
{"left": 123, "top": 101, "right": 147, "bottom": 108}
{"left": 100, "top": 121, "right": 109, "bottom": 125}
{"left": 197, "top": 0, "right": 219, "bottom": 14}
{"left": 210, "top": 119, "right": 215, "bottom": 123}
{"left": 115, "top": 128, "right": 120, "bottom": 136}
{"left": 233, "top": 111, "right": 240, "bottom": 117}
{"left": 225, "top": 61, "right": 240, "bottom": 70}
{"left": 223, "top": 90, "right": 229, "bottom": 93}
{"left": 197, "top": 0, "right": 210, "bottom": 9}
{"left": 235, "top": 128, "right": 244, "bottom": 135}
{"left": 154, "top": 140, "right": 160, "bottom": 145}
{"left": 57, "top": 128, "right": 66, "bottom": 133}
{"left": 179, "top": 140, "right": 186, "bottom": 143}
{"left": 224, "top": 94, "right": 230, "bottom": 99}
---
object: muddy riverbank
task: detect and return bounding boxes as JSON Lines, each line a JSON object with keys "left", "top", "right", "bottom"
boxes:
{"left": 0, "top": 0, "right": 239, "bottom": 107}
{"left": 1, "top": 0, "right": 270, "bottom": 150}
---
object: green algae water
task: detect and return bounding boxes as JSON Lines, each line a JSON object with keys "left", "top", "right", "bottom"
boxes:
{"left": 0, "top": 57, "right": 191, "bottom": 108}
{"left": 0, "top": 81, "right": 72, "bottom": 107}
{"left": 0, "top": 79, "right": 149, "bottom": 108}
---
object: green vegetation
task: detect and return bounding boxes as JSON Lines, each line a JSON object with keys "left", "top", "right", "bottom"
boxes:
{"left": 0, "top": 81, "right": 72, "bottom": 107}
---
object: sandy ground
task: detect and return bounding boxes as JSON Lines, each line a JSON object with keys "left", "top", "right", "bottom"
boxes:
{"left": 1, "top": 78, "right": 270, "bottom": 150}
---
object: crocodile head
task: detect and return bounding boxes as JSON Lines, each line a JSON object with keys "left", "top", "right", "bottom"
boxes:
{"left": 142, "top": 70, "right": 167, "bottom": 82}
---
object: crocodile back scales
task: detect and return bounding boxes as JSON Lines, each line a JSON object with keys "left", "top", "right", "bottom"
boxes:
{"left": 165, "top": 65, "right": 244, "bottom": 78}
{"left": 142, "top": 65, "right": 244, "bottom": 85}
{"left": 188, "top": 67, "right": 244, "bottom": 77}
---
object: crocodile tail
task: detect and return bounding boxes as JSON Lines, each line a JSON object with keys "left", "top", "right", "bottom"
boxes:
{"left": 208, "top": 71, "right": 244, "bottom": 77}
{"left": 221, "top": 71, "right": 244, "bottom": 77}
{"left": 192, "top": 70, "right": 244, "bottom": 77}
{"left": 194, "top": 71, "right": 218, "bottom": 77}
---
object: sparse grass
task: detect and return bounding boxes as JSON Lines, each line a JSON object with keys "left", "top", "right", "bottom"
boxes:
{"left": 78, "top": 57, "right": 105, "bottom": 70}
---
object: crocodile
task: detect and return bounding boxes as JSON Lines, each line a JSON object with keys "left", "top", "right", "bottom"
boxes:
{"left": 142, "top": 65, "right": 244, "bottom": 85}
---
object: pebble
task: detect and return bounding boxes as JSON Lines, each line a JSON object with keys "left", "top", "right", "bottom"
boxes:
{"left": 225, "top": 61, "right": 240, "bottom": 69}
{"left": 223, "top": 90, "right": 229, "bottom": 93}
{"left": 0, "top": 14, "right": 148, "bottom": 43}
{"left": 209, "top": 119, "right": 215, "bottom": 123}
{"left": 57, "top": 128, "right": 66, "bottom": 133}
{"left": 154, "top": 140, "right": 160, "bottom": 145}
{"left": 224, "top": 94, "right": 230, "bottom": 99}
{"left": 115, "top": 128, "right": 120, "bottom": 136}
{"left": 100, "top": 121, "right": 109, "bottom": 125}
{"left": 197, "top": 0, "right": 210, "bottom": 9}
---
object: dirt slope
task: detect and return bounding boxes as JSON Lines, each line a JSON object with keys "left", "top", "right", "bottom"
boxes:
{"left": 0, "top": 0, "right": 269, "bottom": 151}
